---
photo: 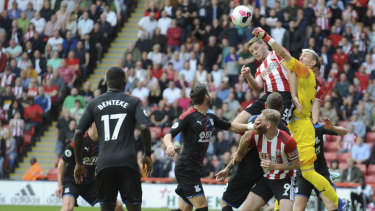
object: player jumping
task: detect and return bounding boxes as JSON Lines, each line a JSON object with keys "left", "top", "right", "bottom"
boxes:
{"left": 252, "top": 27, "right": 348, "bottom": 210}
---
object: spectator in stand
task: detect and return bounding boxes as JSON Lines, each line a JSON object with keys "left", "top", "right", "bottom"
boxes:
{"left": 342, "top": 157, "right": 363, "bottom": 183}
{"left": 335, "top": 73, "right": 350, "bottom": 98}
{"left": 328, "top": 26, "right": 342, "bottom": 48}
{"left": 31, "top": 50, "right": 46, "bottom": 75}
{"left": 5, "top": 39, "right": 22, "bottom": 60}
{"left": 168, "top": 100, "right": 183, "bottom": 123}
{"left": 138, "top": 11, "right": 157, "bottom": 39}
{"left": 222, "top": 102, "right": 235, "bottom": 121}
{"left": 0, "top": 48, "right": 6, "bottom": 73}
{"left": 201, "top": 35, "right": 222, "bottom": 72}
{"left": 79, "top": 81, "right": 93, "bottom": 103}
{"left": 332, "top": 46, "right": 348, "bottom": 71}
{"left": 24, "top": 63, "right": 38, "bottom": 80}
{"left": 8, "top": 2, "right": 22, "bottom": 20}
{"left": 17, "top": 52, "right": 32, "bottom": 71}
{"left": 40, "top": 1, "right": 53, "bottom": 21}
{"left": 152, "top": 28, "right": 167, "bottom": 53}
{"left": 352, "top": 136, "right": 371, "bottom": 165}
{"left": 103, "top": 4, "right": 117, "bottom": 27}
{"left": 329, "top": 159, "right": 342, "bottom": 182}
{"left": 63, "top": 87, "right": 85, "bottom": 110}
{"left": 350, "top": 111, "right": 367, "bottom": 138}
{"left": 162, "top": 81, "right": 181, "bottom": 105}
{"left": 362, "top": 54, "right": 375, "bottom": 74}
{"left": 349, "top": 45, "right": 365, "bottom": 71}
{"left": 157, "top": 10, "right": 171, "bottom": 36}
{"left": 148, "top": 44, "right": 164, "bottom": 65}
{"left": 47, "top": 51, "right": 61, "bottom": 71}
{"left": 224, "top": 92, "right": 241, "bottom": 113}
{"left": 47, "top": 30, "right": 64, "bottom": 51}
{"left": 151, "top": 63, "right": 163, "bottom": 80}
{"left": 56, "top": 2, "right": 68, "bottom": 26}
{"left": 62, "top": 30, "right": 77, "bottom": 55}
{"left": 4, "top": 128, "right": 17, "bottom": 170}
{"left": 22, "top": 157, "right": 44, "bottom": 181}
{"left": 9, "top": 111, "right": 24, "bottom": 154}
{"left": 169, "top": 51, "right": 184, "bottom": 72}
{"left": 24, "top": 97, "right": 43, "bottom": 128}
{"left": 74, "top": 40, "right": 89, "bottom": 77}
{"left": 65, "top": 13, "right": 77, "bottom": 37}
{"left": 44, "top": 15, "right": 60, "bottom": 38}
{"left": 57, "top": 59, "right": 76, "bottom": 88}
{"left": 351, "top": 177, "right": 374, "bottom": 211}
{"left": 43, "top": 78, "right": 58, "bottom": 115}
{"left": 55, "top": 109, "right": 73, "bottom": 157}
{"left": 77, "top": 11, "right": 94, "bottom": 39}
{"left": 12, "top": 77, "right": 23, "bottom": 100}
{"left": 0, "top": 66, "right": 15, "bottom": 88}
{"left": 150, "top": 100, "right": 169, "bottom": 128}
{"left": 179, "top": 61, "right": 195, "bottom": 83}
{"left": 27, "top": 79, "right": 38, "bottom": 99}
{"left": 69, "top": 99, "right": 84, "bottom": 122}
{"left": 34, "top": 86, "right": 51, "bottom": 115}
{"left": 282, "top": 20, "right": 303, "bottom": 58}
{"left": 131, "top": 81, "right": 150, "bottom": 102}
{"left": 9, "top": 19, "right": 23, "bottom": 45}
{"left": 216, "top": 151, "right": 234, "bottom": 178}
{"left": 136, "top": 33, "right": 152, "bottom": 53}
{"left": 337, "top": 124, "right": 356, "bottom": 154}
{"left": 30, "top": 11, "right": 46, "bottom": 34}
{"left": 200, "top": 156, "right": 215, "bottom": 179}
{"left": 51, "top": 70, "right": 66, "bottom": 101}
{"left": 0, "top": 137, "right": 5, "bottom": 179}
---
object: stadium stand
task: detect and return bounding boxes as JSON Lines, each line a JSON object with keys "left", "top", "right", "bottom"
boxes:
{"left": 0, "top": 0, "right": 374, "bottom": 199}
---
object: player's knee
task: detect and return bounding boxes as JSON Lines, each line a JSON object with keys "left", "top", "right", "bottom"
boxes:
{"left": 195, "top": 198, "right": 208, "bottom": 208}
{"left": 220, "top": 200, "right": 228, "bottom": 208}
{"left": 195, "top": 207, "right": 208, "bottom": 211}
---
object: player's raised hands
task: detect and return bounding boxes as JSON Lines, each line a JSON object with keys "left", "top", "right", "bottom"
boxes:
{"left": 55, "top": 185, "right": 63, "bottom": 198}
{"left": 215, "top": 168, "right": 229, "bottom": 182}
{"left": 252, "top": 27, "right": 271, "bottom": 42}
{"left": 322, "top": 118, "right": 334, "bottom": 130}
{"left": 142, "top": 155, "right": 153, "bottom": 177}
{"left": 241, "top": 65, "right": 251, "bottom": 78}
{"left": 74, "top": 163, "right": 86, "bottom": 184}
{"left": 166, "top": 144, "right": 178, "bottom": 157}
{"left": 260, "top": 160, "right": 275, "bottom": 171}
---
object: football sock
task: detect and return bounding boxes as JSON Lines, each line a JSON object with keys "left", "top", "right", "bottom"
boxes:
{"left": 100, "top": 203, "right": 115, "bottom": 211}
{"left": 301, "top": 164, "right": 339, "bottom": 207}
{"left": 170, "top": 209, "right": 182, "bottom": 211}
{"left": 196, "top": 207, "right": 208, "bottom": 211}
{"left": 222, "top": 206, "right": 233, "bottom": 211}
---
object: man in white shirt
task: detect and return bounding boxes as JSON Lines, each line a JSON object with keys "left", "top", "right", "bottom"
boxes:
{"left": 162, "top": 81, "right": 181, "bottom": 104}
{"left": 134, "top": 61, "right": 146, "bottom": 82}
{"left": 270, "top": 21, "right": 286, "bottom": 44}
{"left": 47, "top": 30, "right": 64, "bottom": 51}
{"left": 189, "top": 51, "right": 198, "bottom": 73}
{"left": 16, "top": 0, "right": 29, "bottom": 11}
{"left": 30, "top": 11, "right": 46, "bottom": 33}
{"left": 211, "top": 63, "right": 225, "bottom": 88}
{"left": 179, "top": 61, "right": 195, "bottom": 83}
{"left": 32, "top": 0, "right": 44, "bottom": 11}
{"left": 131, "top": 81, "right": 150, "bottom": 102}
{"left": 138, "top": 12, "right": 158, "bottom": 39}
{"left": 157, "top": 10, "right": 172, "bottom": 35}
{"left": 104, "top": 5, "right": 117, "bottom": 27}
{"left": 78, "top": 11, "right": 94, "bottom": 38}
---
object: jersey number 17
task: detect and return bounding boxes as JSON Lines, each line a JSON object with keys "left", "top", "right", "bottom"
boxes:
{"left": 101, "top": 113, "right": 127, "bottom": 141}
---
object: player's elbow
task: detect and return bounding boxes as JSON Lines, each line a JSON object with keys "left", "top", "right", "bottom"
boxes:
{"left": 294, "top": 159, "right": 301, "bottom": 169}
{"left": 139, "top": 124, "right": 150, "bottom": 133}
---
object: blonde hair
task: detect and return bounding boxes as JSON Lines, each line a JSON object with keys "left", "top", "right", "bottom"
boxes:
{"left": 261, "top": 109, "right": 280, "bottom": 126}
{"left": 247, "top": 37, "right": 264, "bottom": 49}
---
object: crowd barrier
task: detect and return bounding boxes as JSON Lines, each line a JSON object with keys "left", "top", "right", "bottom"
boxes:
{"left": 0, "top": 180, "right": 356, "bottom": 209}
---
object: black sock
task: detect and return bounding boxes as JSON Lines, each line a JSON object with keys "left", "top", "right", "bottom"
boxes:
{"left": 222, "top": 205, "right": 233, "bottom": 211}
{"left": 170, "top": 209, "right": 182, "bottom": 211}
{"left": 100, "top": 203, "right": 115, "bottom": 211}
{"left": 196, "top": 207, "right": 208, "bottom": 211}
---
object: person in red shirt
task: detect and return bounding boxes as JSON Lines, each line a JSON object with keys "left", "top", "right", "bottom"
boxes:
{"left": 332, "top": 46, "right": 348, "bottom": 71}
{"left": 24, "top": 97, "right": 44, "bottom": 127}
{"left": 65, "top": 51, "right": 80, "bottom": 78}
{"left": 328, "top": 26, "right": 342, "bottom": 47}
{"left": 56, "top": 59, "right": 76, "bottom": 88}
{"left": 151, "top": 62, "right": 163, "bottom": 80}
{"left": 355, "top": 66, "right": 370, "bottom": 93}
{"left": 166, "top": 19, "right": 182, "bottom": 51}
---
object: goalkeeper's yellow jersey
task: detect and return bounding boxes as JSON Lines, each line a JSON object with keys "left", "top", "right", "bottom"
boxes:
{"left": 284, "top": 57, "right": 316, "bottom": 119}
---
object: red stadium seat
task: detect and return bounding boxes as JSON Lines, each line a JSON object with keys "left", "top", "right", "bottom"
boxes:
{"left": 366, "top": 132, "right": 375, "bottom": 142}
{"left": 325, "top": 142, "right": 338, "bottom": 152}
{"left": 368, "top": 142, "right": 374, "bottom": 151}
{"left": 338, "top": 153, "right": 351, "bottom": 163}
{"left": 47, "top": 168, "right": 58, "bottom": 181}
{"left": 325, "top": 135, "right": 338, "bottom": 142}
{"left": 365, "top": 175, "right": 375, "bottom": 183}
{"left": 357, "top": 164, "right": 367, "bottom": 175}
{"left": 368, "top": 165, "right": 375, "bottom": 175}
{"left": 162, "top": 127, "right": 171, "bottom": 136}
{"left": 150, "top": 127, "right": 162, "bottom": 138}
{"left": 23, "top": 134, "right": 32, "bottom": 146}
{"left": 339, "top": 163, "right": 348, "bottom": 171}
{"left": 325, "top": 135, "right": 332, "bottom": 142}
{"left": 324, "top": 152, "right": 337, "bottom": 164}
{"left": 338, "top": 121, "right": 349, "bottom": 129}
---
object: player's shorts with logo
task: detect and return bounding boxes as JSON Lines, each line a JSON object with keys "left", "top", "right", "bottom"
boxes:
{"left": 295, "top": 168, "right": 334, "bottom": 198}
{"left": 175, "top": 165, "right": 204, "bottom": 205}
{"left": 62, "top": 181, "right": 98, "bottom": 206}
{"left": 222, "top": 152, "right": 263, "bottom": 208}
{"left": 96, "top": 166, "right": 142, "bottom": 204}
{"left": 251, "top": 177, "right": 295, "bottom": 202}
{"left": 245, "top": 92, "right": 293, "bottom": 124}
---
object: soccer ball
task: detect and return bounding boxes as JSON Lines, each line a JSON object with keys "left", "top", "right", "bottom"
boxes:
{"left": 231, "top": 5, "right": 252, "bottom": 27}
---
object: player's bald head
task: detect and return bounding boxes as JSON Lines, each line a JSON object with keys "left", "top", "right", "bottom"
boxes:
{"left": 266, "top": 92, "right": 283, "bottom": 111}
{"left": 106, "top": 67, "right": 126, "bottom": 91}
{"left": 190, "top": 83, "right": 208, "bottom": 105}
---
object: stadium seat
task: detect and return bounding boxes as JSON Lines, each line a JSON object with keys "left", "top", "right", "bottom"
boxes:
{"left": 365, "top": 175, "right": 375, "bottom": 183}
{"left": 325, "top": 135, "right": 338, "bottom": 142}
{"left": 357, "top": 164, "right": 367, "bottom": 175}
{"left": 368, "top": 142, "right": 374, "bottom": 151}
{"left": 339, "top": 162, "right": 348, "bottom": 170}
{"left": 23, "top": 134, "right": 32, "bottom": 146}
{"left": 338, "top": 121, "right": 349, "bottom": 129}
{"left": 366, "top": 132, "right": 375, "bottom": 142}
{"left": 325, "top": 142, "right": 338, "bottom": 152}
{"left": 338, "top": 153, "right": 351, "bottom": 163}
{"left": 368, "top": 165, "right": 375, "bottom": 175}
{"left": 47, "top": 168, "right": 58, "bottom": 181}
{"left": 162, "top": 127, "right": 171, "bottom": 136}
{"left": 150, "top": 127, "right": 162, "bottom": 138}
{"left": 324, "top": 152, "right": 337, "bottom": 164}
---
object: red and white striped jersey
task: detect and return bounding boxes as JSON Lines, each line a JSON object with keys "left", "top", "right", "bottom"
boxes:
{"left": 0, "top": 73, "right": 14, "bottom": 87}
{"left": 249, "top": 129, "right": 298, "bottom": 180}
{"left": 11, "top": 119, "right": 23, "bottom": 137}
{"left": 315, "top": 7, "right": 331, "bottom": 30}
{"left": 12, "top": 86, "right": 23, "bottom": 99}
{"left": 255, "top": 51, "right": 290, "bottom": 93}
{"left": 315, "top": 80, "right": 325, "bottom": 102}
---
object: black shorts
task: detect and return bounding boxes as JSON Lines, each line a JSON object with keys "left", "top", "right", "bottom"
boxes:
{"left": 222, "top": 151, "right": 263, "bottom": 208}
{"left": 251, "top": 177, "right": 295, "bottom": 202}
{"left": 175, "top": 165, "right": 204, "bottom": 206}
{"left": 62, "top": 181, "right": 98, "bottom": 206}
{"left": 295, "top": 168, "right": 334, "bottom": 199}
{"left": 245, "top": 92, "right": 293, "bottom": 124}
{"left": 96, "top": 166, "right": 142, "bottom": 204}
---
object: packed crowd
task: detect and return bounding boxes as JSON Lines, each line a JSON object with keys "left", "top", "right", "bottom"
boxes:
{"left": 0, "top": 0, "right": 128, "bottom": 179}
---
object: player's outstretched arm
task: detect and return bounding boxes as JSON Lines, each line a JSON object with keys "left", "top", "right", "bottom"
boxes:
{"left": 282, "top": 63, "right": 302, "bottom": 113}
{"left": 139, "top": 124, "right": 153, "bottom": 176}
{"left": 312, "top": 100, "right": 321, "bottom": 124}
{"left": 252, "top": 27, "right": 292, "bottom": 62}
{"left": 241, "top": 65, "right": 264, "bottom": 91}
{"left": 55, "top": 159, "right": 65, "bottom": 198}
{"left": 73, "top": 129, "right": 86, "bottom": 184}
{"left": 228, "top": 122, "right": 254, "bottom": 134}
{"left": 163, "top": 134, "right": 178, "bottom": 157}
{"left": 322, "top": 118, "right": 347, "bottom": 136}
